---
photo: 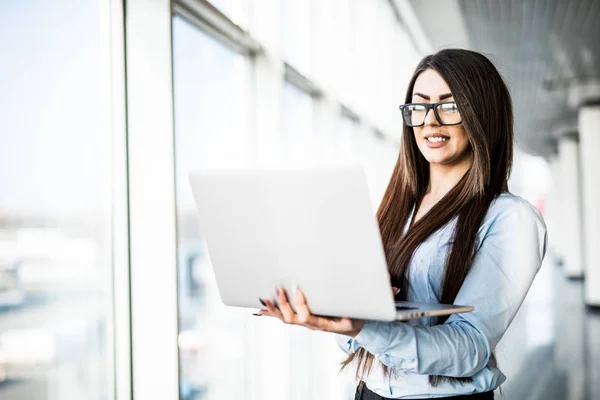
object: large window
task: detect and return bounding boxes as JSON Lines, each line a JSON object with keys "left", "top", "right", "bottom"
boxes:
{"left": 0, "top": 1, "right": 427, "bottom": 399}
{"left": 172, "top": 16, "right": 251, "bottom": 400}
{"left": 171, "top": 2, "right": 414, "bottom": 399}
{"left": 0, "top": 1, "right": 113, "bottom": 399}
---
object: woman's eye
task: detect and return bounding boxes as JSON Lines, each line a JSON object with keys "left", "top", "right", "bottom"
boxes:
{"left": 441, "top": 104, "right": 458, "bottom": 112}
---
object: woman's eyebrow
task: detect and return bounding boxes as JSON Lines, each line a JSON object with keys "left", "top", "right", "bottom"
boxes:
{"left": 412, "top": 92, "right": 453, "bottom": 101}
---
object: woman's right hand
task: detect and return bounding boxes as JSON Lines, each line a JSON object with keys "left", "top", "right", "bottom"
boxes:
{"left": 257, "top": 287, "right": 366, "bottom": 337}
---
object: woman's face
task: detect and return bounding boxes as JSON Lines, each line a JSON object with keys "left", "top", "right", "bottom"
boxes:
{"left": 411, "top": 69, "right": 471, "bottom": 166}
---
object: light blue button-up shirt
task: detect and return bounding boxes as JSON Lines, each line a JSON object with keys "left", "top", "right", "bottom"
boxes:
{"left": 335, "top": 193, "right": 548, "bottom": 398}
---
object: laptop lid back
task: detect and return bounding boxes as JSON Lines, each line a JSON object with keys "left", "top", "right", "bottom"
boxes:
{"left": 188, "top": 166, "right": 397, "bottom": 321}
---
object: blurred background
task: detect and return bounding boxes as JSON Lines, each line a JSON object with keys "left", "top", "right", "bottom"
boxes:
{"left": 0, "top": 0, "right": 599, "bottom": 399}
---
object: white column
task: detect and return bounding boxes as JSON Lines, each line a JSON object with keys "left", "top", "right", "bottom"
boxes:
{"left": 125, "top": 1, "right": 180, "bottom": 398}
{"left": 557, "top": 136, "right": 585, "bottom": 279}
{"left": 106, "top": 0, "right": 131, "bottom": 398}
{"left": 546, "top": 156, "right": 564, "bottom": 265}
{"left": 579, "top": 105, "right": 600, "bottom": 306}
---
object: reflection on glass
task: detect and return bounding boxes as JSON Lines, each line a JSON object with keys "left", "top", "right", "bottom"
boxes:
{"left": 282, "top": 0, "right": 311, "bottom": 74}
{"left": 281, "top": 83, "right": 313, "bottom": 166}
{"left": 173, "top": 16, "right": 250, "bottom": 400}
{"left": 0, "top": 1, "right": 112, "bottom": 399}
{"left": 338, "top": 115, "right": 358, "bottom": 164}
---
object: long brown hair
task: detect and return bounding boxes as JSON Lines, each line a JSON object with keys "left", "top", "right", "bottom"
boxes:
{"left": 341, "top": 49, "right": 514, "bottom": 387}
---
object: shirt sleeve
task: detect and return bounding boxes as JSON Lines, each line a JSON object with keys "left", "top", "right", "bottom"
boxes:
{"left": 350, "top": 199, "right": 548, "bottom": 377}
{"left": 334, "top": 333, "right": 361, "bottom": 354}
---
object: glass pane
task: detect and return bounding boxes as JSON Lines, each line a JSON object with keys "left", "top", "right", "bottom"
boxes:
{"left": 282, "top": 0, "right": 311, "bottom": 74}
{"left": 172, "top": 16, "right": 251, "bottom": 400}
{"left": 0, "top": 2, "right": 113, "bottom": 400}
{"left": 281, "top": 83, "right": 313, "bottom": 166}
{"left": 354, "top": 130, "right": 398, "bottom": 209}
{"left": 339, "top": 115, "right": 359, "bottom": 164}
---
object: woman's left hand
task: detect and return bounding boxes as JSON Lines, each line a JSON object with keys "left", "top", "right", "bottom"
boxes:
{"left": 256, "top": 287, "right": 365, "bottom": 338}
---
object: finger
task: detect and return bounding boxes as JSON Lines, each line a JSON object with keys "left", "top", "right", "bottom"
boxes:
{"left": 392, "top": 286, "right": 400, "bottom": 295}
{"left": 277, "top": 287, "right": 296, "bottom": 324}
{"left": 262, "top": 298, "right": 283, "bottom": 320}
{"left": 255, "top": 309, "right": 279, "bottom": 318}
{"left": 254, "top": 309, "right": 278, "bottom": 318}
{"left": 294, "top": 288, "right": 312, "bottom": 325}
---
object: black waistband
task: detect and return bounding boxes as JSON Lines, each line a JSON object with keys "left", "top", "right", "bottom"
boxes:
{"left": 355, "top": 381, "right": 494, "bottom": 400}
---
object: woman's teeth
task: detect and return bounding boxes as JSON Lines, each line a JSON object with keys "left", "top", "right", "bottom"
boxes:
{"left": 427, "top": 137, "right": 448, "bottom": 142}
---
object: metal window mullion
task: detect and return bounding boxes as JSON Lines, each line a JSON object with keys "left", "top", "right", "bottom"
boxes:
{"left": 173, "top": 0, "right": 261, "bottom": 55}
{"left": 341, "top": 105, "right": 360, "bottom": 123}
{"left": 125, "top": 1, "right": 180, "bottom": 399}
{"left": 284, "top": 63, "right": 323, "bottom": 98}
{"left": 107, "top": 0, "right": 132, "bottom": 398}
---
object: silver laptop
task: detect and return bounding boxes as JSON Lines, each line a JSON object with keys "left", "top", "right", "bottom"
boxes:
{"left": 188, "top": 166, "right": 473, "bottom": 321}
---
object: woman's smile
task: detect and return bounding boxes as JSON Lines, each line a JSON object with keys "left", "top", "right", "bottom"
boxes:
{"left": 424, "top": 133, "right": 451, "bottom": 148}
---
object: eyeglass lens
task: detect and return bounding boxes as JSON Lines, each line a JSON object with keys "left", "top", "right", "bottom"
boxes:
{"left": 402, "top": 103, "right": 461, "bottom": 126}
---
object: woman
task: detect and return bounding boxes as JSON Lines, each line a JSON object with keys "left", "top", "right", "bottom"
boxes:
{"left": 256, "top": 49, "right": 547, "bottom": 399}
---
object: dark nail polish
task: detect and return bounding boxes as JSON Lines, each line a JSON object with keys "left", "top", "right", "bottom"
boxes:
{"left": 252, "top": 313, "right": 261, "bottom": 316}
{"left": 259, "top": 298, "right": 266, "bottom": 306}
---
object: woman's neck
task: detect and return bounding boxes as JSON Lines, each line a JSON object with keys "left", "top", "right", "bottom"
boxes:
{"left": 426, "top": 154, "right": 473, "bottom": 200}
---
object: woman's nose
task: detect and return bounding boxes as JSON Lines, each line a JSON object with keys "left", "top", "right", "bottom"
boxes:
{"left": 424, "top": 107, "right": 439, "bottom": 126}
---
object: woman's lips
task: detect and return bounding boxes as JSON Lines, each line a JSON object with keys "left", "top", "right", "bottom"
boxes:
{"left": 425, "top": 137, "right": 450, "bottom": 149}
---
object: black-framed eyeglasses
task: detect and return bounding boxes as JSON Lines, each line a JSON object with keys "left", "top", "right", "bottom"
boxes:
{"left": 398, "top": 102, "right": 462, "bottom": 127}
